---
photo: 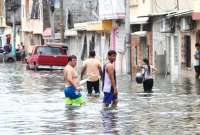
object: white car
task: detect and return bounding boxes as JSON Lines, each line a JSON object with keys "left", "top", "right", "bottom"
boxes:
{"left": 0, "top": 49, "right": 15, "bottom": 62}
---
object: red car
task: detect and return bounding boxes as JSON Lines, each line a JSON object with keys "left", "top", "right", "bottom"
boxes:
{"left": 26, "top": 45, "right": 68, "bottom": 70}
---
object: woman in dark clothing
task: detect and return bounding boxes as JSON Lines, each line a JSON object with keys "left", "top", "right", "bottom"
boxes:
{"left": 142, "top": 58, "right": 157, "bottom": 93}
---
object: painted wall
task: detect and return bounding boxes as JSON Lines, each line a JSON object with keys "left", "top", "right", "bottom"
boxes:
{"left": 152, "top": 18, "right": 170, "bottom": 74}
{"left": 130, "top": 0, "right": 194, "bottom": 18}
{"left": 112, "top": 24, "right": 127, "bottom": 75}
{"left": 130, "top": 0, "right": 152, "bottom": 17}
{"left": 21, "top": 0, "right": 43, "bottom": 53}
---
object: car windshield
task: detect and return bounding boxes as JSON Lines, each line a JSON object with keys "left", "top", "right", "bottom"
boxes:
{"left": 36, "top": 47, "right": 62, "bottom": 55}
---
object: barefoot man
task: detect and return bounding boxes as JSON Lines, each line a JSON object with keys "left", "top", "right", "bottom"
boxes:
{"left": 102, "top": 50, "right": 118, "bottom": 108}
{"left": 81, "top": 50, "right": 102, "bottom": 96}
{"left": 64, "top": 55, "right": 84, "bottom": 106}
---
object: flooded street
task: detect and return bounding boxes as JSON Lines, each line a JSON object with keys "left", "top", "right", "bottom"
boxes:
{"left": 0, "top": 63, "right": 200, "bottom": 135}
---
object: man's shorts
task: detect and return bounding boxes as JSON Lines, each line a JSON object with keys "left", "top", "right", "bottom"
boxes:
{"left": 103, "top": 91, "right": 118, "bottom": 104}
{"left": 64, "top": 86, "right": 81, "bottom": 99}
{"left": 64, "top": 86, "right": 85, "bottom": 105}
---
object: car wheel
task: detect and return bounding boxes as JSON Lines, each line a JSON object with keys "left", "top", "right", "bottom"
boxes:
{"left": 7, "top": 58, "right": 14, "bottom": 63}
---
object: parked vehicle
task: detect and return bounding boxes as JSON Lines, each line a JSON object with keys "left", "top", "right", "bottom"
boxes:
{"left": 25, "top": 45, "right": 68, "bottom": 70}
{"left": 0, "top": 49, "right": 15, "bottom": 62}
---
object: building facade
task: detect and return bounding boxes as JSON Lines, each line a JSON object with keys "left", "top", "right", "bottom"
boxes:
{"left": 0, "top": 0, "right": 44, "bottom": 54}
{"left": 130, "top": 0, "right": 199, "bottom": 77}
{"left": 62, "top": 0, "right": 127, "bottom": 75}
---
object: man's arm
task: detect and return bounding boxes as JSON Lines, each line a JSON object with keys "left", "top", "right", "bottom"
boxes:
{"left": 80, "top": 66, "right": 86, "bottom": 80}
{"left": 98, "top": 64, "right": 103, "bottom": 80}
{"left": 107, "top": 64, "right": 118, "bottom": 95}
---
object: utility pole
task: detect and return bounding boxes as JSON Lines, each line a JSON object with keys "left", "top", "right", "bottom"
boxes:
{"left": 176, "top": 0, "right": 179, "bottom": 10}
{"left": 50, "top": 0, "right": 55, "bottom": 41}
{"left": 60, "top": 0, "right": 64, "bottom": 43}
{"left": 125, "top": 0, "right": 131, "bottom": 79}
{"left": 12, "top": 0, "right": 17, "bottom": 61}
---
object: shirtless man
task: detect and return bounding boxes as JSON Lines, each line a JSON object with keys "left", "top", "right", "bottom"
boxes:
{"left": 81, "top": 50, "right": 102, "bottom": 96}
{"left": 64, "top": 55, "right": 84, "bottom": 105}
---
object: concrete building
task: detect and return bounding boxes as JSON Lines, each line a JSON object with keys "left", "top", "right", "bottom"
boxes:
{"left": 21, "top": 0, "right": 44, "bottom": 53}
{"left": 130, "top": 0, "right": 200, "bottom": 77}
{"left": 0, "top": 0, "right": 7, "bottom": 47}
{"left": 0, "top": 0, "right": 45, "bottom": 54}
{"left": 62, "top": 0, "right": 127, "bottom": 75}
{"left": 0, "top": 0, "right": 21, "bottom": 49}
{"left": 129, "top": 0, "right": 153, "bottom": 76}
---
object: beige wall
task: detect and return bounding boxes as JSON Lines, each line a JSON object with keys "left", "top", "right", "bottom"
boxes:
{"left": 193, "top": 0, "right": 200, "bottom": 11}
{"left": 130, "top": 0, "right": 152, "bottom": 17}
{"left": 152, "top": 0, "right": 193, "bottom": 13}
{"left": 130, "top": 0, "right": 194, "bottom": 18}
{"left": 21, "top": 0, "right": 43, "bottom": 35}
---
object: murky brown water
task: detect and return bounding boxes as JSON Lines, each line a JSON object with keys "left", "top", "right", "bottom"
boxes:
{"left": 0, "top": 63, "right": 200, "bottom": 135}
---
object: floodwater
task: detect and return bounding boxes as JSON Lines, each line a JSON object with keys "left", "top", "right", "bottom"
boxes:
{"left": 0, "top": 63, "right": 200, "bottom": 135}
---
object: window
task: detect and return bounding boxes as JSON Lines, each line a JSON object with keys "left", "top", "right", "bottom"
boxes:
{"left": 37, "top": 47, "right": 62, "bottom": 55}
{"left": 31, "top": 0, "right": 40, "bottom": 19}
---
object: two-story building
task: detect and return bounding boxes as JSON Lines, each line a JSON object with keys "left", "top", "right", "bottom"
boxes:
{"left": 61, "top": 0, "right": 127, "bottom": 75}
{"left": 21, "top": 0, "right": 44, "bottom": 53}
{"left": 0, "top": 0, "right": 48, "bottom": 54}
{"left": 130, "top": 0, "right": 200, "bottom": 77}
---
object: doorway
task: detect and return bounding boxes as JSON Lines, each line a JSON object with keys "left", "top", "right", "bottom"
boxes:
{"left": 182, "top": 35, "right": 191, "bottom": 67}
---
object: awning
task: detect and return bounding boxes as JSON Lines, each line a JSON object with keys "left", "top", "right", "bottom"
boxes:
{"left": 130, "top": 17, "right": 149, "bottom": 24}
{"left": 42, "top": 28, "right": 52, "bottom": 37}
{"left": 192, "top": 12, "right": 200, "bottom": 20}
{"left": 74, "top": 22, "right": 87, "bottom": 31}
{"left": 65, "top": 29, "right": 78, "bottom": 37}
{"left": 166, "top": 10, "right": 193, "bottom": 17}
{"left": 74, "top": 21, "right": 112, "bottom": 31}
{"left": 131, "top": 31, "right": 147, "bottom": 37}
{"left": 86, "top": 20, "right": 112, "bottom": 31}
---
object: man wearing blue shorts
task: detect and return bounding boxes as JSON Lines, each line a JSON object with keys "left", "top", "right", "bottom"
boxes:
{"left": 102, "top": 50, "right": 118, "bottom": 108}
{"left": 64, "top": 55, "right": 84, "bottom": 105}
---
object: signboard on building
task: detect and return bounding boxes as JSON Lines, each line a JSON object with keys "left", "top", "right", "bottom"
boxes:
{"left": 99, "top": 0, "right": 125, "bottom": 20}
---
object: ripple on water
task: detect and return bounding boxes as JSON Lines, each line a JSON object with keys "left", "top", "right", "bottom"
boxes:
{"left": 0, "top": 64, "right": 200, "bottom": 134}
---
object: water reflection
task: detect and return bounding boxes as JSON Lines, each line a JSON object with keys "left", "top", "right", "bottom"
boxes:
{"left": 183, "top": 78, "right": 192, "bottom": 94}
{"left": 64, "top": 109, "right": 79, "bottom": 134}
{"left": 101, "top": 109, "right": 119, "bottom": 135}
{"left": 195, "top": 79, "right": 200, "bottom": 95}
{"left": 0, "top": 63, "right": 200, "bottom": 135}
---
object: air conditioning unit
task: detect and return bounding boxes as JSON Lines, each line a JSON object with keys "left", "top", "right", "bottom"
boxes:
{"left": 160, "top": 18, "right": 174, "bottom": 33}
{"left": 179, "top": 17, "right": 192, "bottom": 31}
